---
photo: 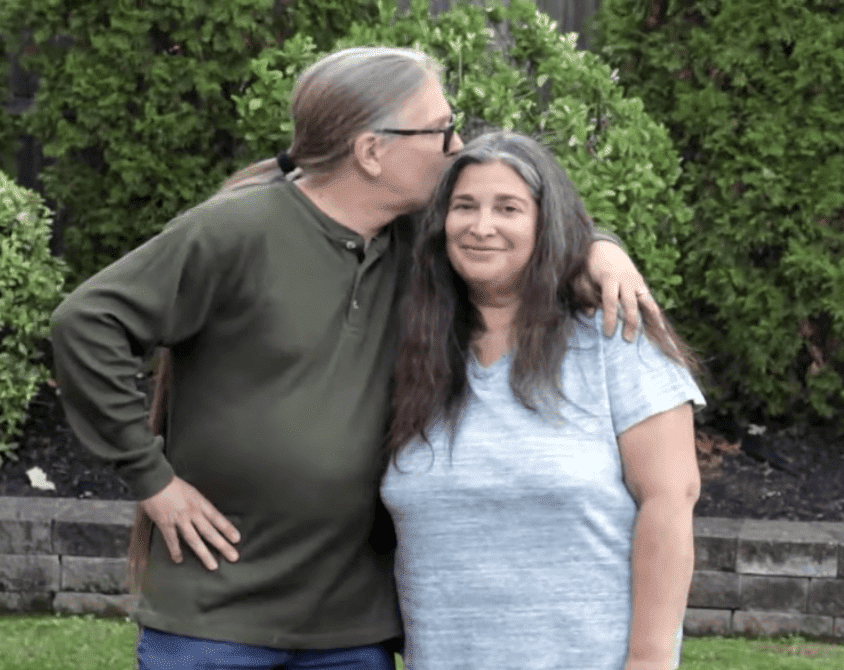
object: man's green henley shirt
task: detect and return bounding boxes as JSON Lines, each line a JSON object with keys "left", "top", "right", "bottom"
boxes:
{"left": 51, "top": 179, "right": 406, "bottom": 649}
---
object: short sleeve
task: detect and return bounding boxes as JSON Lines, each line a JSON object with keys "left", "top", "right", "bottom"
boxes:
{"left": 597, "top": 311, "right": 706, "bottom": 436}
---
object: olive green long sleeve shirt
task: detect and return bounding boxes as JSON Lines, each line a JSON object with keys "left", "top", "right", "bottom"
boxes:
{"left": 51, "top": 180, "right": 406, "bottom": 648}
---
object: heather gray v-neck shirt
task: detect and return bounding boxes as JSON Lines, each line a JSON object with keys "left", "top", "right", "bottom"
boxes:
{"left": 381, "top": 311, "right": 705, "bottom": 670}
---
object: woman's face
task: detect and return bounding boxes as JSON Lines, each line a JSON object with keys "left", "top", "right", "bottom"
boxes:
{"left": 445, "top": 160, "right": 538, "bottom": 299}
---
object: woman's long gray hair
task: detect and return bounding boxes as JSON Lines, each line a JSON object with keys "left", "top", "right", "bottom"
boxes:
{"left": 386, "top": 131, "right": 696, "bottom": 458}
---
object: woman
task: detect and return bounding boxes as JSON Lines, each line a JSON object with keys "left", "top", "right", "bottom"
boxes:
{"left": 382, "top": 132, "right": 705, "bottom": 670}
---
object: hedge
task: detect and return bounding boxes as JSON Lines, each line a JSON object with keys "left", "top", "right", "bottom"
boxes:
{"left": 596, "top": 0, "right": 844, "bottom": 424}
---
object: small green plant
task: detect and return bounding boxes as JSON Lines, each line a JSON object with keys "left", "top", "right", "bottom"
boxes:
{"left": 237, "top": 0, "right": 692, "bottom": 310}
{"left": 0, "top": 171, "right": 68, "bottom": 460}
{"left": 596, "top": 0, "right": 844, "bottom": 425}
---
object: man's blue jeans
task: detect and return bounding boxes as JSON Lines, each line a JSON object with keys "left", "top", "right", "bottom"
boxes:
{"left": 137, "top": 627, "right": 396, "bottom": 670}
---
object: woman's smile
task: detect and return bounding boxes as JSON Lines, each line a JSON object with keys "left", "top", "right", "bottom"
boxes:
{"left": 445, "top": 160, "right": 537, "bottom": 297}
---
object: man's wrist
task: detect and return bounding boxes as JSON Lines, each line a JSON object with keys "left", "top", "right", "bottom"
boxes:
{"left": 592, "top": 227, "right": 625, "bottom": 250}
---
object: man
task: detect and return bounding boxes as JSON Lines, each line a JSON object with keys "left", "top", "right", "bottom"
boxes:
{"left": 51, "top": 47, "right": 659, "bottom": 669}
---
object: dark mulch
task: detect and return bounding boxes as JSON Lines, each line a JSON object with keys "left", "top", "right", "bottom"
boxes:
{"left": 1, "top": 384, "right": 133, "bottom": 500}
{"left": 4, "top": 383, "right": 844, "bottom": 522}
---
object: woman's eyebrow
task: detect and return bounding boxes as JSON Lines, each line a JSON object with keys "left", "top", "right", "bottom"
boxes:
{"left": 494, "top": 194, "right": 531, "bottom": 206}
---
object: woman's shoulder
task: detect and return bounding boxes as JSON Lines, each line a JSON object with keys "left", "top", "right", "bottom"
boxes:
{"left": 568, "top": 308, "right": 608, "bottom": 349}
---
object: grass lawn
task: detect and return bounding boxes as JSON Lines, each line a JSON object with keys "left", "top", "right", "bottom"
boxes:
{"left": 0, "top": 613, "right": 137, "bottom": 670}
{"left": 1, "top": 614, "right": 842, "bottom": 669}
{"left": 680, "top": 636, "right": 844, "bottom": 670}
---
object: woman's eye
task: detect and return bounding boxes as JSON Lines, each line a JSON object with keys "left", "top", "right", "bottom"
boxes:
{"left": 450, "top": 202, "right": 473, "bottom": 210}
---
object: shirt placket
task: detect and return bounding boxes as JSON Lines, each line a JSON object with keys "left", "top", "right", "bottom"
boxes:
{"left": 344, "top": 238, "right": 383, "bottom": 329}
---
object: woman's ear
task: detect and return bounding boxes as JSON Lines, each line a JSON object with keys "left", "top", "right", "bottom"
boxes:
{"left": 352, "top": 132, "right": 384, "bottom": 178}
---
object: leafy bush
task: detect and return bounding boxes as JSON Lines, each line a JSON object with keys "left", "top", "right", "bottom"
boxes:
{"left": 596, "top": 0, "right": 844, "bottom": 424}
{"left": 237, "top": 0, "right": 693, "bottom": 309}
{"left": 0, "top": 116, "right": 19, "bottom": 180}
{"left": 0, "top": 36, "right": 23, "bottom": 178}
{"left": 288, "top": 0, "right": 382, "bottom": 51}
{"left": 0, "top": 171, "right": 68, "bottom": 459}
{"left": 0, "top": 0, "right": 297, "bottom": 285}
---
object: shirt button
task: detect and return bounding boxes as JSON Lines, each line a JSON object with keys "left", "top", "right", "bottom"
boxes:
{"left": 352, "top": 300, "right": 359, "bottom": 309}
{"left": 346, "top": 241, "right": 356, "bottom": 250}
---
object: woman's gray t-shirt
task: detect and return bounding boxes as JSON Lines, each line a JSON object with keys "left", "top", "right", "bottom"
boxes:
{"left": 381, "top": 311, "right": 705, "bottom": 670}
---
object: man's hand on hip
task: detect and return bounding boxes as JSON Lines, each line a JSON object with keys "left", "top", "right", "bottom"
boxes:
{"left": 140, "top": 476, "right": 241, "bottom": 571}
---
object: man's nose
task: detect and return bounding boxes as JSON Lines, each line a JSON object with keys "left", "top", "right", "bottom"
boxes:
{"left": 450, "top": 132, "right": 464, "bottom": 153}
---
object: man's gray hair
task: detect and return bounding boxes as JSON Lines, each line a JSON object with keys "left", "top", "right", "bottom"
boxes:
{"left": 289, "top": 47, "right": 443, "bottom": 174}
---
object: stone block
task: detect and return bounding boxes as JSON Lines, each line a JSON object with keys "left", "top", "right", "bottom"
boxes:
{"left": 694, "top": 517, "right": 743, "bottom": 538}
{"left": 694, "top": 535, "right": 737, "bottom": 572}
{"left": 808, "top": 578, "right": 844, "bottom": 617}
{"left": 0, "top": 591, "right": 53, "bottom": 613}
{"left": 51, "top": 499, "right": 135, "bottom": 558}
{"left": 0, "top": 554, "right": 60, "bottom": 591}
{"left": 61, "top": 556, "right": 128, "bottom": 594}
{"left": 733, "top": 610, "right": 832, "bottom": 638}
{"left": 53, "top": 591, "right": 138, "bottom": 618}
{"left": 693, "top": 518, "right": 740, "bottom": 572}
{"left": 53, "top": 499, "right": 137, "bottom": 526}
{"left": 0, "top": 518, "right": 52, "bottom": 554}
{"left": 737, "top": 540, "right": 837, "bottom": 578}
{"left": 688, "top": 571, "right": 740, "bottom": 609}
{"left": 839, "top": 545, "right": 844, "bottom": 579}
{"left": 683, "top": 608, "right": 732, "bottom": 637}
{"left": 834, "top": 617, "right": 844, "bottom": 639}
{"left": 0, "top": 497, "right": 62, "bottom": 522}
{"left": 53, "top": 521, "right": 131, "bottom": 558}
{"left": 740, "top": 575, "right": 808, "bottom": 612}
{"left": 740, "top": 520, "right": 844, "bottom": 545}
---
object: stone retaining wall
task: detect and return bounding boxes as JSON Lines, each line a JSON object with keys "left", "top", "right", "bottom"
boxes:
{"left": 2, "top": 497, "right": 844, "bottom": 639}
{"left": 688, "top": 517, "right": 844, "bottom": 639}
{"left": 0, "top": 498, "right": 136, "bottom": 616}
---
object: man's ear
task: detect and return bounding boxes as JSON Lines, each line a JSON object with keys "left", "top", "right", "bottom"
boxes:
{"left": 352, "top": 131, "right": 384, "bottom": 178}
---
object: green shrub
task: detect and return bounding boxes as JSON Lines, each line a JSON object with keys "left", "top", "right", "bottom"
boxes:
{"left": 287, "top": 0, "right": 381, "bottom": 50}
{"left": 0, "top": 0, "right": 298, "bottom": 285}
{"left": 0, "top": 36, "right": 22, "bottom": 178}
{"left": 237, "top": 0, "right": 693, "bottom": 310}
{"left": 596, "top": 0, "right": 844, "bottom": 424}
{"left": 0, "top": 171, "right": 68, "bottom": 459}
{"left": 0, "top": 117, "right": 19, "bottom": 180}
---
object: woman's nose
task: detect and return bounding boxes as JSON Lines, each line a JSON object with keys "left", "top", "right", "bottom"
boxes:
{"left": 468, "top": 208, "right": 495, "bottom": 236}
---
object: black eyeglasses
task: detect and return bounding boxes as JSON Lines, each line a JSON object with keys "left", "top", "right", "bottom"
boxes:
{"left": 375, "top": 112, "right": 457, "bottom": 154}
